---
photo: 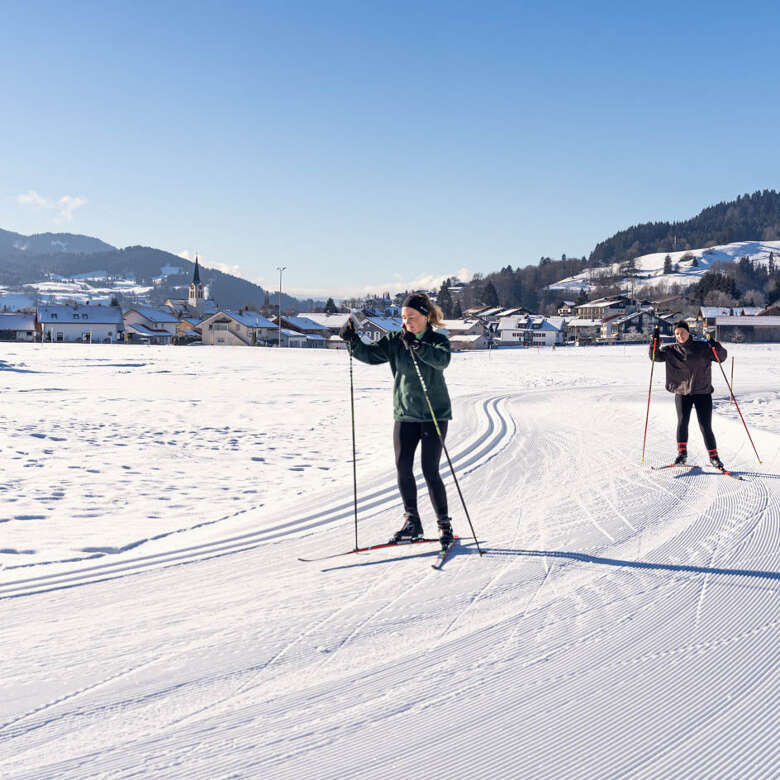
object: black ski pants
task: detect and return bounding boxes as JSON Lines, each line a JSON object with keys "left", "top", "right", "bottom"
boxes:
{"left": 393, "top": 421, "right": 449, "bottom": 521}
{"left": 675, "top": 393, "right": 717, "bottom": 451}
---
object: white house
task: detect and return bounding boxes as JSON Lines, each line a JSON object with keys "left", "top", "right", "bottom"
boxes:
{"left": 438, "top": 319, "right": 486, "bottom": 336}
{"left": 124, "top": 307, "right": 180, "bottom": 345}
{"left": 0, "top": 313, "right": 38, "bottom": 342}
{"left": 497, "top": 315, "right": 565, "bottom": 347}
{"left": 38, "top": 303, "right": 124, "bottom": 343}
{"left": 449, "top": 333, "right": 489, "bottom": 351}
{"left": 565, "top": 318, "right": 602, "bottom": 344}
{"left": 199, "top": 310, "right": 277, "bottom": 346}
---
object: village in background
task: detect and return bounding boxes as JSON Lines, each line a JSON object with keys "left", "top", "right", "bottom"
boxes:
{"left": 1, "top": 245, "right": 780, "bottom": 351}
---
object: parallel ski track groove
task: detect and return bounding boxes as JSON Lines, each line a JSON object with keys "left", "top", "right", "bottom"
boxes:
{"left": 0, "top": 394, "right": 512, "bottom": 599}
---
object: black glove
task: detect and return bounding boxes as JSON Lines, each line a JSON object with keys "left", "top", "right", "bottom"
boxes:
{"left": 339, "top": 318, "right": 358, "bottom": 343}
{"left": 401, "top": 327, "right": 421, "bottom": 351}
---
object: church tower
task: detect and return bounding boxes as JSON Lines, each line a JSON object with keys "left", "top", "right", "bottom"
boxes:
{"left": 188, "top": 255, "right": 205, "bottom": 308}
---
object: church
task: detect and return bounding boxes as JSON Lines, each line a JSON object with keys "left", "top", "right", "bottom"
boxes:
{"left": 165, "top": 256, "right": 218, "bottom": 320}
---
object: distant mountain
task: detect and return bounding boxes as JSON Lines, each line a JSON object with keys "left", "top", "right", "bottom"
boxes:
{"left": 0, "top": 229, "right": 310, "bottom": 311}
{"left": 589, "top": 189, "right": 780, "bottom": 266}
{"left": 0, "top": 228, "right": 115, "bottom": 256}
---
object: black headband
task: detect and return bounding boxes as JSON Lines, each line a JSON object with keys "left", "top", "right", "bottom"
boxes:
{"left": 402, "top": 295, "right": 430, "bottom": 316}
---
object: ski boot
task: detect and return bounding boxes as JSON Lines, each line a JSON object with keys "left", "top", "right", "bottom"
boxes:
{"left": 437, "top": 517, "right": 454, "bottom": 549}
{"left": 391, "top": 513, "right": 424, "bottom": 544}
{"left": 708, "top": 449, "right": 725, "bottom": 471}
{"left": 674, "top": 443, "right": 687, "bottom": 465}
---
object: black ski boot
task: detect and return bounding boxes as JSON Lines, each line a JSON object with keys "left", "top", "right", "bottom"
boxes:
{"left": 709, "top": 450, "right": 725, "bottom": 471}
{"left": 674, "top": 443, "right": 687, "bottom": 465}
{"left": 391, "top": 513, "right": 424, "bottom": 543}
{"left": 437, "top": 517, "right": 454, "bottom": 549}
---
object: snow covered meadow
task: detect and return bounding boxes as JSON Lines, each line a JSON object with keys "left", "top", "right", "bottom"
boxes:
{"left": 1, "top": 342, "right": 778, "bottom": 778}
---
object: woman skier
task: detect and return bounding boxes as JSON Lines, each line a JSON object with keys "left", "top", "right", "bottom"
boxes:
{"left": 651, "top": 320, "right": 728, "bottom": 469}
{"left": 339, "top": 293, "right": 454, "bottom": 548}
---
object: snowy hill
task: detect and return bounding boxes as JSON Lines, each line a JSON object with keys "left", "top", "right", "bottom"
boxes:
{"left": 1, "top": 344, "right": 778, "bottom": 778}
{"left": 0, "top": 228, "right": 115, "bottom": 256}
{"left": 548, "top": 239, "right": 780, "bottom": 295}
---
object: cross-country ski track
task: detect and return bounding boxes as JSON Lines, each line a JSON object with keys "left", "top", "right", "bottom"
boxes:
{"left": 1, "top": 344, "right": 778, "bottom": 779}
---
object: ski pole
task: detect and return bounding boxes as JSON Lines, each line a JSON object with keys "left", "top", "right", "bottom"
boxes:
{"left": 706, "top": 333, "right": 762, "bottom": 464}
{"left": 407, "top": 346, "right": 483, "bottom": 556}
{"left": 348, "top": 341, "right": 360, "bottom": 549}
{"left": 641, "top": 329, "right": 658, "bottom": 462}
{"left": 730, "top": 356, "right": 734, "bottom": 406}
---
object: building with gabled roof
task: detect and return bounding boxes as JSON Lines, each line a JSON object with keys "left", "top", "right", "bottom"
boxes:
{"left": 124, "top": 307, "right": 181, "bottom": 345}
{"left": 0, "top": 313, "right": 38, "bottom": 341}
{"left": 199, "top": 309, "right": 277, "bottom": 346}
{"left": 37, "top": 303, "right": 124, "bottom": 343}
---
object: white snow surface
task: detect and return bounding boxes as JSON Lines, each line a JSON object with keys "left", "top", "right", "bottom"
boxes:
{"left": 1, "top": 343, "right": 778, "bottom": 779}
{"left": 549, "top": 239, "right": 780, "bottom": 295}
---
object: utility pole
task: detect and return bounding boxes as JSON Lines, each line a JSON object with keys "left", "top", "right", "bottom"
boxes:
{"left": 276, "top": 266, "right": 286, "bottom": 347}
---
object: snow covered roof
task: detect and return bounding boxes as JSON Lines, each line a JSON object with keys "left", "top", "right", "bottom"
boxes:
{"left": 741, "top": 307, "right": 762, "bottom": 316}
{"left": 37, "top": 304, "right": 123, "bottom": 325}
{"left": 450, "top": 334, "right": 486, "bottom": 343}
{"left": 364, "top": 317, "right": 402, "bottom": 332}
{"left": 568, "top": 318, "right": 602, "bottom": 327}
{"left": 715, "top": 316, "right": 780, "bottom": 326}
{"left": 128, "top": 307, "right": 180, "bottom": 324}
{"left": 298, "top": 312, "right": 352, "bottom": 328}
{"left": 439, "top": 319, "right": 481, "bottom": 330}
{"left": 203, "top": 310, "right": 276, "bottom": 329}
{"left": 280, "top": 328, "right": 306, "bottom": 338}
{"left": 230, "top": 310, "right": 277, "bottom": 328}
{"left": 699, "top": 307, "right": 733, "bottom": 317}
{"left": 305, "top": 333, "right": 327, "bottom": 341}
{"left": 279, "top": 315, "right": 329, "bottom": 331}
{"left": 0, "top": 313, "right": 36, "bottom": 330}
{"left": 128, "top": 323, "right": 173, "bottom": 337}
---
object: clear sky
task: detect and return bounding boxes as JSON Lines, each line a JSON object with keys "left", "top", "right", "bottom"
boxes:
{"left": 3, "top": 1, "right": 779, "bottom": 298}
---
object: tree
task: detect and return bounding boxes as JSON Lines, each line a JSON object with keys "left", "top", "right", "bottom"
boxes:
{"left": 575, "top": 287, "right": 588, "bottom": 305}
{"left": 453, "top": 299, "right": 463, "bottom": 318}
{"left": 437, "top": 282, "right": 454, "bottom": 318}
{"left": 324, "top": 297, "right": 337, "bottom": 314}
{"left": 663, "top": 255, "right": 672, "bottom": 274}
{"left": 481, "top": 281, "right": 499, "bottom": 307}
{"left": 691, "top": 256, "right": 699, "bottom": 267}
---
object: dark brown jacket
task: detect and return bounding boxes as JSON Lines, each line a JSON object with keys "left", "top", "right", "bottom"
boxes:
{"left": 650, "top": 338, "right": 727, "bottom": 395}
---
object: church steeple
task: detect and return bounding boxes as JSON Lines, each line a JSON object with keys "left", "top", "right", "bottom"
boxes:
{"left": 189, "top": 255, "right": 205, "bottom": 307}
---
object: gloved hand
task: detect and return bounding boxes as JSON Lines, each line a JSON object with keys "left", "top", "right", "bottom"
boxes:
{"left": 339, "top": 318, "right": 358, "bottom": 343}
{"left": 401, "top": 327, "right": 421, "bottom": 351}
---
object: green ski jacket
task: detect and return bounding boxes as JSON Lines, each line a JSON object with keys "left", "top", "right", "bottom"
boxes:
{"left": 349, "top": 327, "right": 452, "bottom": 422}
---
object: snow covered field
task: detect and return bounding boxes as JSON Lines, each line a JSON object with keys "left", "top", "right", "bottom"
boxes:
{"left": 1, "top": 342, "right": 778, "bottom": 778}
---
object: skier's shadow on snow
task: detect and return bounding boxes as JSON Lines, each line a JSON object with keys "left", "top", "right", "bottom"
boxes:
{"left": 667, "top": 466, "right": 780, "bottom": 481}
{"left": 322, "top": 540, "right": 483, "bottom": 572}
{"left": 483, "top": 549, "right": 780, "bottom": 581}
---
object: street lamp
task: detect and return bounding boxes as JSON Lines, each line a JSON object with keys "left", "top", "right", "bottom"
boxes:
{"left": 276, "top": 266, "right": 286, "bottom": 347}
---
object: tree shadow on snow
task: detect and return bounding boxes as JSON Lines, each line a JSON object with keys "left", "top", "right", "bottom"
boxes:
{"left": 483, "top": 548, "right": 780, "bottom": 582}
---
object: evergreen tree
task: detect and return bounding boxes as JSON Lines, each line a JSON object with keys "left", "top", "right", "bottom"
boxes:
{"left": 453, "top": 300, "right": 463, "bottom": 318}
{"left": 663, "top": 254, "right": 672, "bottom": 274}
{"left": 324, "top": 297, "right": 337, "bottom": 314}
{"left": 575, "top": 287, "right": 588, "bottom": 305}
{"left": 482, "top": 280, "right": 500, "bottom": 307}
{"left": 437, "top": 282, "right": 454, "bottom": 318}
{"left": 691, "top": 256, "right": 699, "bottom": 267}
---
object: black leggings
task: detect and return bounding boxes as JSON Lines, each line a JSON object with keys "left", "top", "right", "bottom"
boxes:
{"left": 393, "top": 421, "right": 449, "bottom": 520}
{"left": 675, "top": 393, "right": 717, "bottom": 451}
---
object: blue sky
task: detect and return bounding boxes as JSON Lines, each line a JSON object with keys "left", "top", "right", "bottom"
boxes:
{"left": 3, "top": 1, "right": 779, "bottom": 298}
